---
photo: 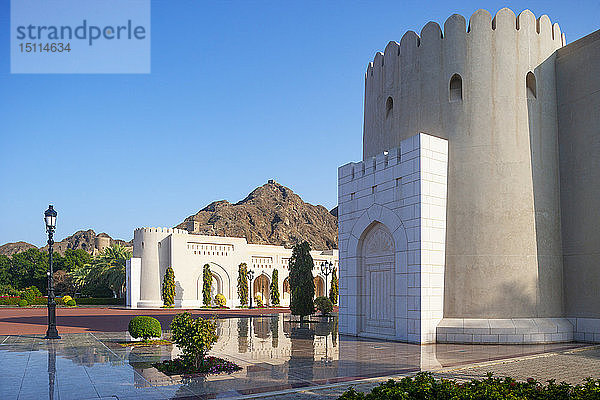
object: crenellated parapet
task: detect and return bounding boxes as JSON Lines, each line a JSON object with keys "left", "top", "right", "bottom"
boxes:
{"left": 134, "top": 227, "right": 188, "bottom": 235}
{"left": 363, "top": 8, "right": 564, "bottom": 159}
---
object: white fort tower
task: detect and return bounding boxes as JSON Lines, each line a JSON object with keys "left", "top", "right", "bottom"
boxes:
{"left": 338, "top": 8, "right": 600, "bottom": 343}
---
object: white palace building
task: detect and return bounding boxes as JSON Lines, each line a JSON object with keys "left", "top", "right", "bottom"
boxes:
{"left": 125, "top": 227, "right": 338, "bottom": 308}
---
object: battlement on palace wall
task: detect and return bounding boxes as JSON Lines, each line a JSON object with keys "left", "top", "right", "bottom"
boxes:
{"left": 339, "top": 147, "right": 403, "bottom": 183}
{"left": 134, "top": 227, "right": 188, "bottom": 235}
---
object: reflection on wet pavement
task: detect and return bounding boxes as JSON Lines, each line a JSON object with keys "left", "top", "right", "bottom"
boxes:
{"left": 0, "top": 314, "right": 586, "bottom": 399}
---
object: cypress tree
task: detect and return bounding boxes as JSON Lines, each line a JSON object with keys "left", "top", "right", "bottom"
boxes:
{"left": 270, "top": 269, "right": 280, "bottom": 306}
{"left": 237, "top": 263, "right": 248, "bottom": 306}
{"left": 329, "top": 268, "right": 338, "bottom": 305}
{"left": 161, "top": 266, "right": 176, "bottom": 307}
{"left": 202, "top": 264, "right": 212, "bottom": 306}
{"left": 289, "top": 241, "right": 315, "bottom": 322}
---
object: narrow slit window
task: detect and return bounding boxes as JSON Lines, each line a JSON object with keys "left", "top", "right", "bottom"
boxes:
{"left": 449, "top": 74, "right": 462, "bottom": 102}
{"left": 385, "top": 96, "right": 393, "bottom": 118}
{"left": 526, "top": 71, "right": 537, "bottom": 99}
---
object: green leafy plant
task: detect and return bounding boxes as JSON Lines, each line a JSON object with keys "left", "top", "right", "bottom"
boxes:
{"left": 71, "top": 244, "right": 132, "bottom": 298}
{"left": 338, "top": 373, "right": 600, "bottom": 400}
{"left": 214, "top": 293, "right": 226, "bottom": 307}
{"left": 289, "top": 241, "right": 315, "bottom": 322}
{"left": 237, "top": 263, "right": 248, "bottom": 306}
{"left": 161, "top": 266, "right": 176, "bottom": 307}
{"left": 20, "top": 286, "right": 42, "bottom": 304}
{"left": 18, "top": 299, "right": 28, "bottom": 307}
{"left": 66, "top": 299, "right": 76, "bottom": 307}
{"left": 170, "top": 312, "right": 218, "bottom": 369}
{"left": 74, "top": 297, "right": 124, "bottom": 305}
{"left": 202, "top": 264, "right": 212, "bottom": 306}
{"left": 128, "top": 316, "right": 162, "bottom": 341}
{"left": 270, "top": 269, "right": 280, "bottom": 306}
{"left": 154, "top": 356, "right": 241, "bottom": 376}
{"left": 329, "top": 268, "right": 338, "bottom": 305}
{"left": 255, "top": 293, "right": 264, "bottom": 307}
{"left": 314, "top": 296, "right": 333, "bottom": 315}
{"left": 62, "top": 295, "right": 73, "bottom": 305}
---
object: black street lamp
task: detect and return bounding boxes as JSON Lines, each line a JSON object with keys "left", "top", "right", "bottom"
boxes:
{"left": 320, "top": 261, "right": 334, "bottom": 298}
{"left": 248, "top": 269, "right": 255, "bottom": 309}
{"left": 44, "top": 205, "right": 60, "bottom": 339}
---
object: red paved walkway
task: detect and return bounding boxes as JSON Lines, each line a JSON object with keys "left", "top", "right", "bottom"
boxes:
{"left": 0, "top": 307, "right": 291, "bottom": 335}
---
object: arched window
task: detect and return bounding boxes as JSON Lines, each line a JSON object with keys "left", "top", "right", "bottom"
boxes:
{"left": 526, "top": 71, "right": 537, "bottom": 99}
{"left": 385, "top": 96, "right": 393, "bottom": 118}
{"left": 449, "top": 74, "right": 462, "bottom": 102}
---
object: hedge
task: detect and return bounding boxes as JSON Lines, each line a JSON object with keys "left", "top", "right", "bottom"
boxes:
{"left": 0, "top": 296, "right": 124, "bottom": 306}
{"left": 0, "top": 296, "right": 47, "bottom": 305}
{"left": 338, "top": 373, "right": 600, "bottom": 400}
{"left": 74, "top": 297, "right": 124, "bottom": 305}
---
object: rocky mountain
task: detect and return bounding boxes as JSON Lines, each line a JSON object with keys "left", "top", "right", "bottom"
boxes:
{"left": 0, "top": 230, "right": 132, "bottom": 257}
{"left": 0, "top": 241, "right": 38, "bottom": 257}
{"left": 176, "top": 180, "right": 338, "bottom": 250}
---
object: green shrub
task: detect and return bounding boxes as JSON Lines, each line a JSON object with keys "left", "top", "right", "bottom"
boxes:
{"left": 237, "top": 263, "right": 249, "bottom": 306}
{"left": 128, "top": 316, "right": 162, "bottom": 341}
{"left": 314, "top": 296, "right": 333, "bottom": 315}
{"left": 254, "top": 293, "right": 264, "bottom": 307}
{"left": 27, "top": 286, "right": 42, "bottom": 297}
{"left": 31, "top": 297, "right": 48, "bottom": 305}
{"left": 66, "top": 299, "right": 76, "bottom": 307}
{"left": 214, "top": 293, "right": 226, "bottom": 307}
{"left": 0, "top": 284, "right": 19, "bottom": 296}
{"left": 170, "top": 312, "right": 218, "bottom": 369}
{"left": 20, "top": 287, "right": 39, "bottom": 304}
{"left": 18, "top": 299, "right": 28, "bottom": 307}
{"left": 289, "top": 242, "right": 315, "bottom": 322}
{"left": 74, "top": 297, "right": 124, "bottom": 305}
{"left": 62, "top": 295, "right": 73, "bottom": 305}
{"left": 338, "top": 373, "right": 600, "bottom": 400}
{"left": 202, "top": 264, "right": 212, "bottom": 306}
{"left": 161, "top": 266, "right": 176, "bottom": 307}
{"left": 329, "top": 268, "right": 338, "bottom": 305}
{"left": 270, "top": 269, "right": 280, "bottom": 306}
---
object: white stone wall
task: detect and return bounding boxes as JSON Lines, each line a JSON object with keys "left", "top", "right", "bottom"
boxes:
{"left": 338, "top": 133, "right": 448, "bottom": 343}
{"left": 127, "top": 228, "right": 338, "bottom": 308}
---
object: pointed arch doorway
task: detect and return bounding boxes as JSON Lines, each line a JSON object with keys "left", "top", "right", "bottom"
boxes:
{"left": 359, "top": 223, "right": 396, "bottom": 337}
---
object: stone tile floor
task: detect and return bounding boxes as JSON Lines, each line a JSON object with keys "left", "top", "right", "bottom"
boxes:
{"left": 0, "top": 315, "right": 596, "bottom": 399}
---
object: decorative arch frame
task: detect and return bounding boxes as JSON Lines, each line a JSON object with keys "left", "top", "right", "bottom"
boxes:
{"left": 195, "top": 262, "right": 231, "bottom": 301}
{"left": 345, "top": 204, "right": 409, "bottom": 339}
{"left": 253, "top": 273, "right": 271, "bottom": 304}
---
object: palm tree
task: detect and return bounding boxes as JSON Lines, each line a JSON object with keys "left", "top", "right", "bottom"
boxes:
{"left": 71, "top": 244, "right": 132, "bottom": 298}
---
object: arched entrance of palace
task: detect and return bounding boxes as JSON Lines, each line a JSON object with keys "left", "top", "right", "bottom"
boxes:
{"left": 282, "top": 277, "right": 290, "bottom": 303}
{"left": 359, "top": 222, "right": 396, "bottom": 337}
{"left": 314, "top": 276, "right": 325, "bottom": 297}
{"left": 253, "top": 274, "right": 270, "bottom": 305}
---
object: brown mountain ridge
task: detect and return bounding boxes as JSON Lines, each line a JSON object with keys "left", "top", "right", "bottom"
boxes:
{"left": 176, "top": 180, "right": 338, "bottom": 250}
{"left": 1, "top": 181, "right": 338, "bottom": 256}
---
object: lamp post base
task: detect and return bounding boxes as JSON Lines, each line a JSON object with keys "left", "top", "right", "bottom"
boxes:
{"left": 44, "top": 329, "right": 61, "bottom": 340}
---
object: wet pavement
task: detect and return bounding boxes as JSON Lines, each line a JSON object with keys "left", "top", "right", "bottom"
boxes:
{"left": 0, "top": 314, "right": 588, "bottom": 399}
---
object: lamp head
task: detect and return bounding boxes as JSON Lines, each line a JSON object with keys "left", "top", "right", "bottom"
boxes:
{"left": 44, "top": 205, "right": 57, "bottom": 231}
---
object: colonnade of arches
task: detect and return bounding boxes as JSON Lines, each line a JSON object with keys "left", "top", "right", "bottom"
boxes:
{"left": 196, "top": 265, "right": 328, "bottom": 306}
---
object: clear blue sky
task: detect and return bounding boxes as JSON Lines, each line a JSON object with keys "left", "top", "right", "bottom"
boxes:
{"left": 1, "top": 0, "right": 598, "bottom": 247}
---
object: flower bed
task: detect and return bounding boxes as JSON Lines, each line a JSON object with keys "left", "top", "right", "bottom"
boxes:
{"left": 153, "top": 356, "right": 241, "bottom": 376}
{"left": 0, "top": 296, "right": 47, "bottom": 305}
{"left": 118, "top": 340, "right": 172, "bottom": 348}
{"left": 338, "top": 373, "right": 600, "bottom": 399}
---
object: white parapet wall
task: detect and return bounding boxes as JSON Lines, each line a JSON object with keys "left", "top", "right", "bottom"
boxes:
{"left": 338, "top": 132, "right": 448, "bottom": 343}
{"left": 126, "top": 258, "right": 141, "bottom": 308}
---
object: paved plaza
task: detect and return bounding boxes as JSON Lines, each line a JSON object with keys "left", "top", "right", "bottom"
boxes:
{"left": 0, "top": 313, "right": 598, "bottom": 399}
